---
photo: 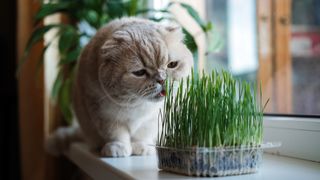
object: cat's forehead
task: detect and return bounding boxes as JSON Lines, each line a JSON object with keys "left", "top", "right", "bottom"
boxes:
{"left": 110, "top": 21, "right": 184, "bottom": 69}
{"left": 129, "top": 49, "right": 168, "bottom": 70}
{"left": 121, "top": 30, "right": 169, "bottom": 68}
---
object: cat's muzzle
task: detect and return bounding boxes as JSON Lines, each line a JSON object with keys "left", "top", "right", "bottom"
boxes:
{"left": 152, "top": 84, "right": 166, "bottom": 100}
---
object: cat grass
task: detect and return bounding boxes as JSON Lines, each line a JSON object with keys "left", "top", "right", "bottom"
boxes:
{"left": 157, "top": 69, "right": 267, "bottom": 149}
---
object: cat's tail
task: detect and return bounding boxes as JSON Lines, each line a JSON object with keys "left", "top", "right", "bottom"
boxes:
{"left": 45, "top": 121, "right": 84, "bottom": 156}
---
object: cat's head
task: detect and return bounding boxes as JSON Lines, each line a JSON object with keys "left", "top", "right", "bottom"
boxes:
{"left": 97, "top": 18, "right": 193, "bottom": 105}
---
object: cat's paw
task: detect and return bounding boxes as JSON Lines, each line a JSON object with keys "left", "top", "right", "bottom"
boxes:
{"left": 131, "top": 142, "right": 155, "bottom": 156}
{"left": 101, "top": 141, "right": 132, "bottom": 157}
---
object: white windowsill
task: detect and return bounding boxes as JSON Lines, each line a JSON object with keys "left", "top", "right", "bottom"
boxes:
{"left": 263, "top": 116, "right": 320, "bottom": 161}
{"left": 65, "top": 143, "right": 320, "bottom": 180}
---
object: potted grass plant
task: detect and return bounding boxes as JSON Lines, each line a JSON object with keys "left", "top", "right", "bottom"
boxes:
{"left": 157, "top": 70, "right": 271, "bottom": 177}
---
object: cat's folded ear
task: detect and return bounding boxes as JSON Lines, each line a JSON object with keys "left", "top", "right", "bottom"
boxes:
{"left": 100, "top": 30, "right": 131, "bottom": 58}
{"left": 112, "top": 30, "right": 132, "bottom": 43}
{"left": 162, "top": 24, "right": 184, "bottom": 44}
{"left": 100, "top": 39, "right": 114, "bottom": 58}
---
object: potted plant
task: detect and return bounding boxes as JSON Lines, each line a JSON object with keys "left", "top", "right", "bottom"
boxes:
{"left": 157, "top": 70, "right": 271, "bottom": 177}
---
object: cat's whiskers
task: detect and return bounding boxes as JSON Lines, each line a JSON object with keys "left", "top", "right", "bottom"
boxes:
{"left": 141, "top": 87, "right": 158, "bottom": 98}
{"left": 140, "top": 88, "right": 152, "bottom": 97}
{"left": 139, "top": 84, "right": 157, "bottom": 96}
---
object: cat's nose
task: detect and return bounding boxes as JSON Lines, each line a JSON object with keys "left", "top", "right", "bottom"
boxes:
{"left": 155, "top": 71, "right": 166, "bottom": 85}
{"left": 157, "top": 79, "right": 165, "bottom": 85}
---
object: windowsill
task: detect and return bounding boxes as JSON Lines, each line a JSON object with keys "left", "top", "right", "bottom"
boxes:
{"left": 263, "top": 116, "right": 320, "bottom": 161}
{"left": 65, "top": 142, "right": 320, "bottom": 180}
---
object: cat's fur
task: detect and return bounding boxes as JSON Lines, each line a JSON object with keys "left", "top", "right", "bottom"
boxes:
{"left": 46, "top": 17, "right": 193, "bottom": 157}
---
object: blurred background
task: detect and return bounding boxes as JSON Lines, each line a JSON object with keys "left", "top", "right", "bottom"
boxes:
{"left": 1, "top": 0, "right": 319, "bottom": 180}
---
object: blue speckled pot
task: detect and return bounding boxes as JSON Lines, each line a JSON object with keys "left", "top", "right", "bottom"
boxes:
{"left": 156, "top": 146, "right": 262, "bottom": 177}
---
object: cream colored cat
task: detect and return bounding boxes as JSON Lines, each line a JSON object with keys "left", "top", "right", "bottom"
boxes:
{"left": 47, "top": 17, "right": 193, "bottom": 157}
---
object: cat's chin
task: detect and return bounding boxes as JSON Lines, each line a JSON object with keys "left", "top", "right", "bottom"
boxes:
{"left": 147, "top": 93, "right": 165, "bottom": 102}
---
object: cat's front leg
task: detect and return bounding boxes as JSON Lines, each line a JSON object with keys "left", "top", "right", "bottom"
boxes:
{"left": 100, "top": 126, "right": 132, "bottom": 157}
{"left": 131, "top": 120, "right": 157, "bottom": 156}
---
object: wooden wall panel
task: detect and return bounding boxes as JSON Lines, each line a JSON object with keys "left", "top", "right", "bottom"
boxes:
{"left": 16, "top": 1, "right": 63, "bottom": 180}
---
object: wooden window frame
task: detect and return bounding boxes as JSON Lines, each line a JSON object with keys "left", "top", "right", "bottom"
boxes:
{"left": 257, "top": 0, "right": 292, "bottom": 114}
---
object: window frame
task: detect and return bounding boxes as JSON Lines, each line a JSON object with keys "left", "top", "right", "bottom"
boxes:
{"left": 263, "top": 115, "right": 320, "bottom": 162}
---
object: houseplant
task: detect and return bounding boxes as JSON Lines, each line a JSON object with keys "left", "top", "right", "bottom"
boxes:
{"left": 157, "top": 70, "right": 270, "bottom": 177}
{"left": 22, "top": 0, "right": 215, "bottom": 123}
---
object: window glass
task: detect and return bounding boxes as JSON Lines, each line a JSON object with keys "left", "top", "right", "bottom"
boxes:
{"left": 291, "top": 0, "right": 320, "bottom": 115}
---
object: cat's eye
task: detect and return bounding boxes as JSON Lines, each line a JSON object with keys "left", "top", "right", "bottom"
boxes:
{"left": 132, "top": 69, "right": 147, "bottom": 76}
{"left": 167, "top": 61, "right": 178, "bottom": 68}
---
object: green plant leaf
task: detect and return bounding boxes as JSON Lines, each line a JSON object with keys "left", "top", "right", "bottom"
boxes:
{"left": 34, "top": 2, "right": 75, "bottom": 24}
{"left": 99, "top": 14, "right": 110, "bottom": 27}
{"left": 148, "top": 17, "right": 166, "bottom": 22}
{"left": 84, "top": 10, "right": 100, "bottom": 28}
{"left": 52, "top": 70, "right": 63, "bottom": 101}
{"left": 179, "top": 3, "right": 208, "bottom": 32}
{"left": 58, "top": 26, "right": 78, "bottom": 52}
{"left": 182, "top": 28, "right": 197, "bottom": 54}
{"left": 136, "top": 8, "right": 170, "bottom": 15}
{"left": 128, "top": 0, "right": 138, "bottom": 16}
{"left": 25, "top": 24, "right": 61, "bottom": 55}
{"left": 106, "top": 0, "right": 126, "bottom": 18}
{"left": 58, "top": 77, "right": 73, "bottom": 124}
{"left": 17, "top": 24, "right": 62, "bottom": 76}
{"left": 59, "top": 46, "right": 81, "bottom": 65}
{"left": 206, "top": 29, "right": 224, "bottom": 54}
{"left": 35, "top": 41, "right": 53, "bottom": 77}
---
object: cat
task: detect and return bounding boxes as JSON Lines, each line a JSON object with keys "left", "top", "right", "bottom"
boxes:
{"left": 46, "top": 17, "right": 193, "bottom": 157}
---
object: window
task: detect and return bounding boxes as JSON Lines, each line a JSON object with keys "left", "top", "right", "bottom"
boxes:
{"left": 205, "top": 0, "right": 320, "bottom": 116}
